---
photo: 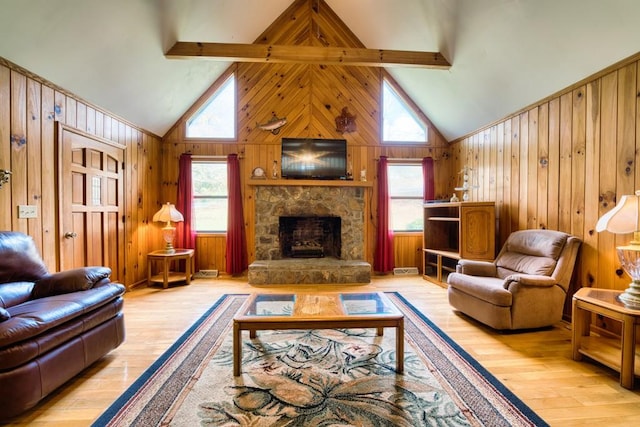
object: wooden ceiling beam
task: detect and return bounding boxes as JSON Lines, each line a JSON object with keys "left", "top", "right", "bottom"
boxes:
{"left": 165, "top": 41, "right": 451, "bottom": 69}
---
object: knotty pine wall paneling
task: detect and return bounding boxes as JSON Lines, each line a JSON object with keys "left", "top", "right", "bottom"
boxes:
{"left": 161, "top": 59, "right": 453, "bottom": 273}
{"left": 160, "top": 0, "right": 452, "bottom": 274}
{"left": 0, "top": 57, "right": 162, "bottom": 289}
{"left": 450, "top": 53, "right": 640, "bottom": 326}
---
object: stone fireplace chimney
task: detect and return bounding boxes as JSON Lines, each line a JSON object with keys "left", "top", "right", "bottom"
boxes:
{"left": 254, "top": 186, "right": 365, "bottom": 261}
{"left": 249, "top": 183, "right": 371, "bottom": 285}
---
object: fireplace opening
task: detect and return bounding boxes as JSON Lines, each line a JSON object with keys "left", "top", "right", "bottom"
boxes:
{"left": 279, "top": 216, "right": 341, "bottom": 258}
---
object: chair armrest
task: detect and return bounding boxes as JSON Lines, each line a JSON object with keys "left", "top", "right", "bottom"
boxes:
{"left": 456, "top": 259, "right": 497, "bottom": 277}
{"left": 503, "top": 274, "right": 557, "bottom": 290}
{"left": 31, "top": 266, "right": 112, "bottom": 299}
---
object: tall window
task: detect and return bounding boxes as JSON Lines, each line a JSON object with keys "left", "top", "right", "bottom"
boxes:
{"left": 186, "top": 74, "right": 236, "bottom": 139}
{"left": 388, "top": 163, "right": 424, "bottom": 231}
{"left": 382, "top": 78, "right": 428, "bottom": 143}
{"left": 192, "top": 161, "right": 228, "bottom": 232}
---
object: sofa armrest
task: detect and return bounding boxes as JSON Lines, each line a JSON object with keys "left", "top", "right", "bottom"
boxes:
{"left": 456, "top": 259, "right": 497, "bottom": 276}
{"left": 31, "top": 266, "right": 112, "bottom": 299}
{"left": 503, "top": 274, "right": 557, "bottom": 290}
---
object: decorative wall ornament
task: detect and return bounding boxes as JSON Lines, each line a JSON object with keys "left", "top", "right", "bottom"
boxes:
{"left": 0, "top": 170, "right": 11, "bottom": 188}
{"left": 257, "top": 114, "right": 287, "bottom": 135}
{"left": 335, "top": 107, "right": 356, "bottom": 133}
{"left": 454, "top": 166, "right": 479, "bottom": 201}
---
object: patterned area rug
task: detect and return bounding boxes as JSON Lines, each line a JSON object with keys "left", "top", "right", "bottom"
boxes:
{"left": 93, "top": 293, "right": 547, "bottom": 426}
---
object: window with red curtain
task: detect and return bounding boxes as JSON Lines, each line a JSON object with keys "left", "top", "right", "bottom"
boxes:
{"left": 422, "top": 157, "right": 435, "bottom": 201}
{"left": 374, "top": 156, "right": 394, "bottom": 273}
{"left": 225, "top": 153, "right": 248, "bottom": 275}
{"left": 387, "top": 162, "right": 424, "bottom": 231}
{"left": 176, "top": 153, "right": 196, "bottom": 249}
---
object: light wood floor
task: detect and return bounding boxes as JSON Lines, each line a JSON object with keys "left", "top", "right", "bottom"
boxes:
{"left": 6, "top": 276, "right": 640, "bottom": 426}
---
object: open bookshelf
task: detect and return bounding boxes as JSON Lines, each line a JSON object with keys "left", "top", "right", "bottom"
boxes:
{"left": 423, "top": 201, "right": 495, "bottom": 284}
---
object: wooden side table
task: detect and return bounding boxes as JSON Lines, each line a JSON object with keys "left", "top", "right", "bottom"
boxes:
{"left": 572, "top": 287, "right": 640, "bottom": 389}
{"left": 147, "top": 249, "right": 194, "bottom": 289}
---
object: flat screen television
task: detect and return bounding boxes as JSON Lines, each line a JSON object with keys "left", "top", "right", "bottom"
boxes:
{"left": 281, "top": 138, "right": 348, "bottom": 180}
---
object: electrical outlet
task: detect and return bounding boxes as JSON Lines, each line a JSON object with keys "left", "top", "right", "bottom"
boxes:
{"left": 18, "top": 205, "right": 37, "bottom": 219}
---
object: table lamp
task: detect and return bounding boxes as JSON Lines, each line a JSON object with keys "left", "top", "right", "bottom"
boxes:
{"left": 595, "top": 190, "right": 640, "bottom": 308}
{"left": 153, "top": 202, "right": 184, "bottom": 254}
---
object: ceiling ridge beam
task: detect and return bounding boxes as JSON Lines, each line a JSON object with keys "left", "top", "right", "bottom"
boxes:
{"left": 165, "top": 41, "right": 451, "bottom": 69}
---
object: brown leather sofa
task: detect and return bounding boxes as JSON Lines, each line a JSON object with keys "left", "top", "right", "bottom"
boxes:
{"left": 0, "top": 231, "right": 125, "bottom": 420}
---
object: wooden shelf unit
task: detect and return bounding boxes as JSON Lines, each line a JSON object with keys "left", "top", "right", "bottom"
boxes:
{"left": 422, "top": 201, "right": 495, "bottom": 284}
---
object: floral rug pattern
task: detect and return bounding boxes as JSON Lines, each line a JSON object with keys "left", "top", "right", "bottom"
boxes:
{"left": 197, "top": 328, "right": 469, "bottom": 426}
{"left": 93, "top": 293, "right": 547, "bottom": 427}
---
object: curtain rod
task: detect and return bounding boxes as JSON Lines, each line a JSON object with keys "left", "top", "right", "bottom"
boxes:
{"left": 190, "top": 154, "right": 230, "bottom": 160}
{"left": 376, "top": 157, "right": 426, "bottom": 161}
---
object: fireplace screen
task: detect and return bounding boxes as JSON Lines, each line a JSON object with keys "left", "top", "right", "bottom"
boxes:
{"left": 279, "top": 216, "right": 341, "bottom": 258}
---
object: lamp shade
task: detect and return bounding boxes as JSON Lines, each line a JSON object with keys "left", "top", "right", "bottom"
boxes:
{"left": 595, "top": 191, "right": 640, "bottom": 234}
{"left": 153, "top": 203, "right": 184, "bottom": 224}
{"left": 595, "top": 190, "right": 640, "bottom": 308}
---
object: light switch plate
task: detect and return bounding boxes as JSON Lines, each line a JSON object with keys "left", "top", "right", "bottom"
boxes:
{"left": 18, "top": 205, "right": 37, "bottom": 219}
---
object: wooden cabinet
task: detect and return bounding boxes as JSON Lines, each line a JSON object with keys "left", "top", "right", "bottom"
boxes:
{"left": 422, "top": 201, "right": 495, "bottom": 284}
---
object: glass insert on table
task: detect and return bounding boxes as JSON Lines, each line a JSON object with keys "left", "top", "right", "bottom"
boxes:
{"left": 340, "top": 293, "right": 394, "bottom": 315}
{"left": 247, "top": 294, "right": 295, "bottom": 316}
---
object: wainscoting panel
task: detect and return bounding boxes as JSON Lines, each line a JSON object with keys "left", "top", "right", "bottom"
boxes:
{"left": 450, "top": 52, "right": 640, "bottom": 327}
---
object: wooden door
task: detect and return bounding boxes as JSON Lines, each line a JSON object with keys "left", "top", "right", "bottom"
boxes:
{"left": 57, "top": 123, "right": 125, "bottom": 283}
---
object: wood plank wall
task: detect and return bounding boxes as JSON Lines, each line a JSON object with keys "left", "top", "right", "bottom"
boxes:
{"left": 0, "top": 57, "right": 162, "bottom": 288}
{"left": 450, "top": 52, "right": 640, "bottom": 325}
{"left": 161, "top": 0, "right": 452, "bottom": 274}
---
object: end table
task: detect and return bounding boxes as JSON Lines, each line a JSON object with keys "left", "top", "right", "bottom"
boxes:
{"left": 572, "top": 287, "right": 640, "bottom": 389}
{"left": 147, "top": 249, "right": 195, "bottom": 289}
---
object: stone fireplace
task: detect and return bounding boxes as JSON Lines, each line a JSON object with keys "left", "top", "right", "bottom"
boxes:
{"left": 254, "top": 186, "right": 365, "bottom": 261}
{"left": 249, "top": 184, "right": 371, "bottom": 284}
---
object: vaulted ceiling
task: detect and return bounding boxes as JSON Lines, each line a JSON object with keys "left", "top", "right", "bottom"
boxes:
{"left": 1, "top": 0, "right": 639, "bottom": 141}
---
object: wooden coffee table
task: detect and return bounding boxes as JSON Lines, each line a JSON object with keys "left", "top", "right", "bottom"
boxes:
{"left": 233, "top": 292, "right": 404, "bottom": 376}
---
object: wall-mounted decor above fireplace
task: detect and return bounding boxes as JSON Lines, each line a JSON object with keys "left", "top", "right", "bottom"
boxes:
{"left": 281, "top": 138, "right": 348, "bottom": 180}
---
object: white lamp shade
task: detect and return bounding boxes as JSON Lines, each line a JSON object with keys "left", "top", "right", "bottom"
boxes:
{"left": 595, "top": 192, "right": 640, "bottom": 234}
{"left": 153, "top": 203, "right": 184, "bottom": 223}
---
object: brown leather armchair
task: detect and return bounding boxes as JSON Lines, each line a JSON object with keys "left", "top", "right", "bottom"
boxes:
{"left": 447, "top": 229, "right": 581, "bottom": 330}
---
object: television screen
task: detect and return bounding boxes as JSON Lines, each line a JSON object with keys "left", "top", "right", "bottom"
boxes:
{"left": 281, "top": 138, "right": 348, "bottom": 180}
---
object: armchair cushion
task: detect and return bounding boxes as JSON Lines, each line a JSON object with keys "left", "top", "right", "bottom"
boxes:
{"left": 497, "top": 252, "right": 557, "bottom": 278}
{"left": 456, "top": 259, "right": 497, "bottom": 277}
{"left": 31, "top": 266, "right": 112, "bottom": 299}
{"left": 0, "top": 307, "right": 9, "bottom": 322}
{"left": 449, "top": 274, "right": 511, "bottom": 306}
{"left": 505, "top": 230, "right": 566, "bottom": 259}
{"left": 503, "top": 274, "right": 558, "bottom": 289}
{"left": 0, "top": 232, "right": 48, "bottom": 283}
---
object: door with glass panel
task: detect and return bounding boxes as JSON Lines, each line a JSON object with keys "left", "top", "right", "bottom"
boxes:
{"left": 57, "top": 123, "right": 124, "bottom": 282}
